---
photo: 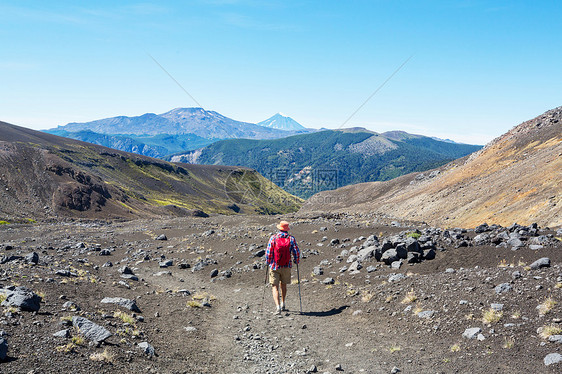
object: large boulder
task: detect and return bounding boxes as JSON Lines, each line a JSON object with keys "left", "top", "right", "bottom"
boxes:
{"left": 0, "top": 336, "right": 7, "bottom": 361}
{"left": 530, "top": 257, "right": 550, "bottom": 270}
{"left": 381, "top": 249, "right": 400, "bottom": 265}
{"left": 72, "top": 316, "right": 112, "bottom": 343}
{"left": 405, "top": 238, "right": 421, "bottom": 253}
{"left": 357, "top": 246, "right": 375, "bottom": 262}
{"left": 0, "top": 286, "right": 42, "bottom": 312}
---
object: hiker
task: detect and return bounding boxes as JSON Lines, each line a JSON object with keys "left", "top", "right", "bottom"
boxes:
{"left": 266, "top": 220, "right": 300, "bottom": 314}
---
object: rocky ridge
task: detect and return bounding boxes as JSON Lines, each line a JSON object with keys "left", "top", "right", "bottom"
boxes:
{"left": 301, "top": 106, "right": 562, "bottom": 228}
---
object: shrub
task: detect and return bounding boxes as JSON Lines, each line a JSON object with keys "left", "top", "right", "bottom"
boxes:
{"left": 55, "top": 343, "right": 76, "bottom": 353}
{"left": 406, "top": 232, "right": 421, "bottom": 239}
{"left": 482, "top": 308, "right": 503, "bottom": 324}
{"left": 401, "top": 289, "right": 417, "bottom": 304}
{"left": 187, "top": 300, "right": 202, "bottom": 308}
{"left": 538, "top": 325, "right": 562, "bottom": 339}
{"left": 71, "top": 335, "right": 85, "bottom": 346}
{"left": 537, "top": 297, "right": 556, "bottom": 316}
{"left": 89, "top": 348, "right": 115, "bottom": 362}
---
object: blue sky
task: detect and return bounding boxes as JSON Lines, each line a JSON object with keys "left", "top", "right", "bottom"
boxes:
{"left": 1, "top": 0, "right": 561, "bottom": 144}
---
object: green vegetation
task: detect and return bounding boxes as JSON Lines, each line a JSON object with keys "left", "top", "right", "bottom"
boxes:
{"left": 186, "top": 130, "right": 482, "bottom": 198}
{"left": 46, "top": 141, "right": 301, "bottom": 215}
{"left": 406, "top": 232, "right": 421, "bottom": 239}
{"left": 0, "top": 221, "right": 10, "bottom": 225}
{"left": 45, "top": 129, "right": 217, "bottom": 158}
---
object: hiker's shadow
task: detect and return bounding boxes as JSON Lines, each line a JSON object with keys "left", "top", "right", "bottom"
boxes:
{"left": 301, "top": 305, "right": 348, "bottom": 317}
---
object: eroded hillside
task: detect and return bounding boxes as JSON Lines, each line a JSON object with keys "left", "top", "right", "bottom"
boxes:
{"left": 0, "top": 121, "right": 301, "bottom": 221}
{"left": 301, "top": 107, "right": 562, "bottom": 228}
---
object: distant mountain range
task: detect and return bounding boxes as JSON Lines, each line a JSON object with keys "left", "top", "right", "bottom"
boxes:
{"left": 301, "top": 106, "right": 562, "bottom": 228}
{"left": 44, "top": 108, "right": 312, "bottom": 158}
{"left": 170, "top": 128, "right": 482, "bottom": 198}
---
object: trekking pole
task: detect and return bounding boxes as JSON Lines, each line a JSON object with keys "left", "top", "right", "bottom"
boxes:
{"left": 260, "top": 265, "right": 268, "bottom": 311}
{"left": 296, "top": 263, "right": 302, "bottom": 314}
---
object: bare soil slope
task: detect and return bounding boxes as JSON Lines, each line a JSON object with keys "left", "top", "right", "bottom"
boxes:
{"left": 301, "top": 107, "right": 562, "bottom": 229}
{"left": 0, "top": 121, "right": 301, "bottom": 222}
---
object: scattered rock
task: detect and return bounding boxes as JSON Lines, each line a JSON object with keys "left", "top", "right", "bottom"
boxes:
{"left": 155, "top": 234, "right": 167, "bottom": 241}
{"left": 53, "top": 329, "right": 71, "bottom": 338}
{"left": 388, "top": 273, "right": 405, "bottom": 283}
{"left": 548, "top": 335, "right": 562, "bottom": 344}
{"left": 62, "top": 301, "right": 80, "bottom": 311}
{"left": 462, "top": 327, "right": 482, "bottom": 339}
{"left": 417, "top": 310, "right": 435, "bottom": 319}
{"left": 72, "top": 316, "right": 112, "bottom": 343}
{"left": 159, "top": 259, "right": 173, "bottom": 268}
{"left": 101, "top": 297, "right": 141, "bottom": 313}
{"left": 25, "top": 252, "right": 39, "bottom": 265}
{"left": 138, "top": 341, "right": 156, "bottom": 357}
{"left": 495, "top": 283, "right": 512, "bottom": 294}
{"left": 530, "top": 257, "right": 550, "bottom": 270}
{"left": 544, "top": 353, "right": 562, "bottom": 366}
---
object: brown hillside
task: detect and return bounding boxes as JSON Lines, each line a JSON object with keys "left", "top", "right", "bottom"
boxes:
{"left": 301, "top": 107, "right": 562, "bottom": 228}
{"left": 0, "top": 121, "right": 301, "bottom": 221}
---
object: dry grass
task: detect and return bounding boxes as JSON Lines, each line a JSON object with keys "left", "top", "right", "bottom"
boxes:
{"left": 361, "top": 291, "right": 374, "bottom": 303}
{"left": 465, "top": 313, "right": 475, "bottom": 320}
{"left": 511, "top": 310, "right": 521, "bottom": 319}
{"left": 482, "top": 308, "right": 503, "bottom": 324}
{"left": 389, "top": 345, "right": 401, "bottom": 353}
{"left": 555, "top": 282, "right": 562, "bottom": 289}
{"left": 114, "top": 311, "right": 135, "bottom": 324}
{"left": 71, "top": 335, "right": 86, "bottom": 346}
{"left": 498, "top": 259, "right": 508, "bottom": 267}
{"left": 55, "top": 343, "right": 76, "bottom": 353}
{"left": 4, "top": 306, "right": 19, "bottom": 315}
{"left": 450, "top": 344, "right": 461, "bottom": 352}
{"left": 537, "top": 297, "right": 556, "bottom": 316}
{"left": 385, "top": 295, "right": 394, "bottom": 303}
{"left": 192, "top": 292, "right": 216, "bottom": 301}
{"left": 89, "top": 348, "right": 115, "bottom": 363}
{"left": 0, "top": 294, "right": 6, "bottom": 304}
{"left": 401, "top": 289, "right": 417, "bottom": 304}
{"left": 538, "top": 325, "right": 562, "bottom": 339}
{"left": 186, "top": 300, "right": 202, "bottom": 308}
{"left": 412, "top": 303, "right": 423, "bottom": 315}
{"left": 502, "top": 337, "right": 515, "bottom": 349}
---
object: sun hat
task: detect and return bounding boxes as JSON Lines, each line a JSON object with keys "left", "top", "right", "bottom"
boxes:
{"left": 277, "top": 221, "right": 290, "bottom": 231}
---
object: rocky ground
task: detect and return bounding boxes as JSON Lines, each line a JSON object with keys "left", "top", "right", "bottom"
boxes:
{"left": 0, "top": 214, "right": 561, "bottom": 373}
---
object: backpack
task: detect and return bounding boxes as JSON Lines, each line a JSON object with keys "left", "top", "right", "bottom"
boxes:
{"left": 273, "top": 236, "right": 291, "bottom": 267}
